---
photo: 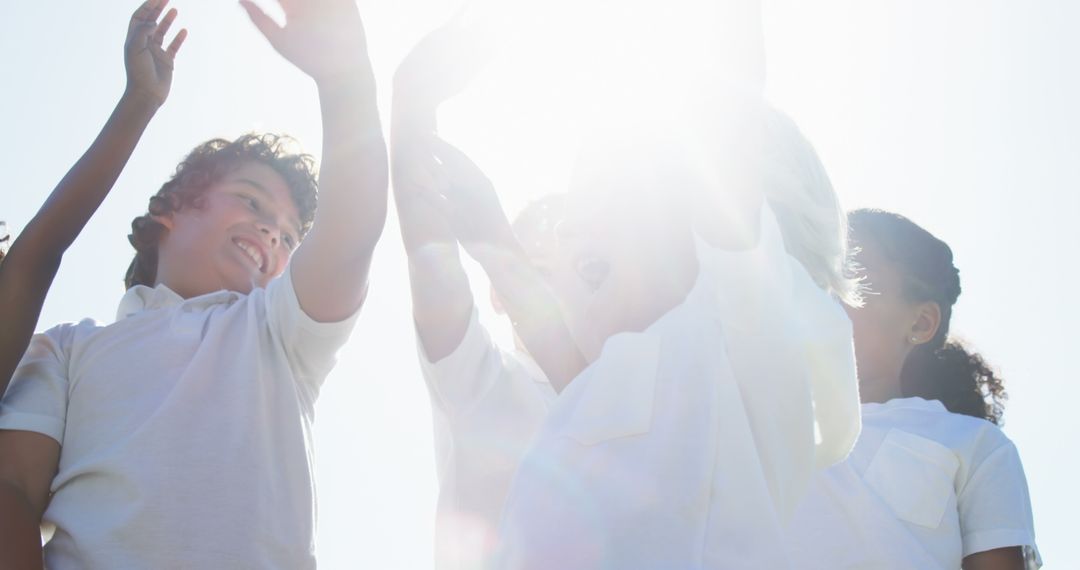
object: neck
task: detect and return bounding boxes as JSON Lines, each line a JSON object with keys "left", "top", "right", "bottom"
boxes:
{"left": 858, "top": 374, "right": 905, "bottom": 404}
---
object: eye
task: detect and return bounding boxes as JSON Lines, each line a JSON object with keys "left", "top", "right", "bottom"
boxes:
{"left": 240, "top": 194, "right": 259, "bottom": 211}
{"left": 283, "top": 234, "right": 298, "bottom": 251}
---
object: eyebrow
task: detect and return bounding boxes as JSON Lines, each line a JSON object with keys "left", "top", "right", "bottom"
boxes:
{"left": 234, "top": 177, "right": 304, "bottom": 237}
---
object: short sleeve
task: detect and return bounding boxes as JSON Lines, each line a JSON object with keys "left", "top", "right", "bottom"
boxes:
{"left": 264, "top": 264, "right": 362, "bottom": 395}
{"left": 958, "top": 441, "right": 1041, "bottom": 566}
{"left": 417, "top": 307, "right": 507, "bottom": 420}
{"left": 0, "top": 325, "right": 76, "bottom": 443}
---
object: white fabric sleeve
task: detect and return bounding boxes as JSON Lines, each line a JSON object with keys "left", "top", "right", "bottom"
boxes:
{"left": 699, "top": 203, "right": 860, "bottom": 471}
{"left": 698, "top": 203, "right": 793, "bottom": 334}
{"left": 958, "top": 441, "right": 1041, "bottom": 566}
{"left": 791, "top": 270, "right": 860, "bottom": 469}
{"left": 264, "top": 263, "right": 362, "bottom": 399}
{"left": 416, "top": 307, "right": 507, "bottom": 420}
{"left": 0, "top": 324, "right": 76, "bottom": 443}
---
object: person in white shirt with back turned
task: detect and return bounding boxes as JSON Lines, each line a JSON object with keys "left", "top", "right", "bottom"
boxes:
{"left": 786, "top": 209, "right": 1040, "bottom": 570}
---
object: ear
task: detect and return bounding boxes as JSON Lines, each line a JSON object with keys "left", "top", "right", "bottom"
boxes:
{"left": 152, "top": 212, "right": 175, "bottom": 232}
{"left": 489, "top": 284, "right": 507, "bottom": 316}
{"left": 909, "top": 301, "right": 942, "bottom": 345}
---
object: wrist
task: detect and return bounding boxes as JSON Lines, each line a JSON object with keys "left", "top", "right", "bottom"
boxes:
{"left": 468, "top": 231, "right": 527, "bottom": 270}
{"left": 118, "top": 88, "right": 162, "bottom": 120}
{"left": 314, "top": 62, "right": 375, "bottom": 94}
{"left": 120, "top": 87, "right": 162, "bottom": 112}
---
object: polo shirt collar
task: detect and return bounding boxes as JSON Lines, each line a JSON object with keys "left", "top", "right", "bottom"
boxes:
{"left": 117, "top": 284, "right": 243, "bottom": 320}
{"left": 862, "top": 396, "right": 948, "bottom": 415}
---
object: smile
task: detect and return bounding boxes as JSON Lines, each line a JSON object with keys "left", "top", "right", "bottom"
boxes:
{"left": 232, "top": 237, "right": 267, "bottom": 273}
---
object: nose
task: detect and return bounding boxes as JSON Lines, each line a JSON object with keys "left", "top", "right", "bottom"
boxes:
{"left": 256, "top": 220, "right": 280, "bottom": 247}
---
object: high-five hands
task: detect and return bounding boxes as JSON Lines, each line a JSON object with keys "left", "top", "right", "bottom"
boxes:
{"left": 240, "top": 0, "right": 370, "bottom": 84}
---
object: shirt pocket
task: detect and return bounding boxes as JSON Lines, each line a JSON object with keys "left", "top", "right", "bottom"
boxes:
{"left": 863, "top": 428, "right": 960, "bottom": 529}
{"left": 559, "top": 332, "right": 661, "bottom": 445}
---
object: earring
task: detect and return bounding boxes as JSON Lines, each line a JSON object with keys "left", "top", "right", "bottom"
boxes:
{"left": 909, "top": 336, "right": 919, "bottom": 343}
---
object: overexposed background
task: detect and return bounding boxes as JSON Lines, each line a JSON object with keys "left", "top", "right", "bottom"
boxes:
{"left": 1, "top": 1, "right": 1076, "bottom": 567}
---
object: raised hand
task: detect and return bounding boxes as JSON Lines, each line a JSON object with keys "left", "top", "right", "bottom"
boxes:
{"left": 394, "top": 18, "right": 492, "bottom": 111}
{"left": 240, "top": 0, "right": 370, "bottom": 84}
{"left": 422, "top": 137, "right": 518, "bottom": 257}
{"left": 124, "top": 0, "right": 187, "bottom": 107}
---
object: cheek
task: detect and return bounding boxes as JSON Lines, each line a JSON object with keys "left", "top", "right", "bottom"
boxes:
{"left": 270, "top": 249, "right": 294, "bottom": 279}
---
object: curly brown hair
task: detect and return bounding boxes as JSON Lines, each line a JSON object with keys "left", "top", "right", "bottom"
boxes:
{"left": 125, "top": 134, "right": 319, "bottom": 289}
{"left": 849, "top": 209, "right": 1008, "bottom": 425}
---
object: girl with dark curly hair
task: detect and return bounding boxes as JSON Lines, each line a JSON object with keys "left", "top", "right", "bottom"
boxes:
{"left": 787, "top": 209, "right": 1040, "bottom": 569}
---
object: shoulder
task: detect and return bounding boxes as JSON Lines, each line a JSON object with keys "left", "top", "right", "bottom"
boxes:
{"left": 38, "top": 317, "right": 106, "bottom": 347}
{"left": 863, "top": 399, "right": 1017, "bottom": 478}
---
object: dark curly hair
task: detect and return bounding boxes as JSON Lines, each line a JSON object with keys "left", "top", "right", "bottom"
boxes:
{"left": 125, "top": 133, "right": 319, "bottom": 289}
{"left": 848, "top": 209, "right": 1007, "bottom": 425}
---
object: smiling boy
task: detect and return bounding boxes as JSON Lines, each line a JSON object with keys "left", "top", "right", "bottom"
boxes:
{"left": 0, "top": 0, "right": 387, "bottom": 567}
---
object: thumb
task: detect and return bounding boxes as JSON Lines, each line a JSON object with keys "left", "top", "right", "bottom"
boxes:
{"left": 240, "top": 0, "right": 283, "bottom": 46}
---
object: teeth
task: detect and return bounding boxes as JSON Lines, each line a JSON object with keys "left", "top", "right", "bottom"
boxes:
{"left": 234, "top": 239, "right": 264, "bottom": 272}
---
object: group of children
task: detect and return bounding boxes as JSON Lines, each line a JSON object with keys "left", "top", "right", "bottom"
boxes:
{"left": 0, "top": 1, "right": 1039, "bottom": 568}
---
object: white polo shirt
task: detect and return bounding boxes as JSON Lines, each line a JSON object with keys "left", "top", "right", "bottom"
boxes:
{"left": 494, "top": 206, "right": 860, "bottom": 569}
{"left": 0, "top": 267, "right": 358, "bottom": 569}
{"left": 786, "top": 397, "right": 1041, "bottom": 569}
{"left": 419, "top": 311, "right": 556, "bottom": 570}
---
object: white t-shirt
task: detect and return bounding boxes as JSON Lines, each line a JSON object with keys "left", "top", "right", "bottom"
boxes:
{"left": 786, "top": 397, "right": 1041, "bottom": 569}
{"left": 0, "top": 267, "right": 358, "bottom": 569}
{"left": 419, "top": 310, "right": 556, "bottom": 570}
{"left": 494, "top": 206, "right": 860, "bottom": 569}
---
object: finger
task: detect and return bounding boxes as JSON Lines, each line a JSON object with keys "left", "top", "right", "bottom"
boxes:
{"left": 130, "top": 0, "right": 163, "bottom": 29}
{"left": 128, "top": 0, "right": 161, "bottom": 44}
{"left": 239, "top": 0, "right": 284, "bottom": 45}
{"left": 166, "top": 28, "right": 188, "bottom": 58}
{"left": 152, "top": 8, "right": 178, "bottom": 46}
{"left": 145, "top": 0, "right": 169, "bottom": 26}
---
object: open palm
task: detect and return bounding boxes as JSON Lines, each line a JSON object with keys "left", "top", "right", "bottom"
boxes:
{"left": 124, "top": 0, "right": 187, "bottom": 106}
{"left": 395, "top": 20, "right": 492, "bottom": 110}
{"left": 241, "top": 0, "right": 369, "bottom": 83}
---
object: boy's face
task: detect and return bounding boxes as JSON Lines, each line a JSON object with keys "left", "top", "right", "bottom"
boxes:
{"left": 557, "top": 160, "right": 696, "bottom": 361}
{"left": 155, "top": 161, "right": 303, "bottom": 297}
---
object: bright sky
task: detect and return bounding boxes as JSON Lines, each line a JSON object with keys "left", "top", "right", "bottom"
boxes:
{"left": 2, "top": 1, "right": 1077, "bottom": 568}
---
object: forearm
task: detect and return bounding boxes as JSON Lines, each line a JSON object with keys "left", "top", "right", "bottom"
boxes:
{"left": 315, "top": 68, "right": 388, "bottom": 249}
{"left": 391, "top": 89, "right": 477, "bottom": 359}
{"left": 291, "top": 67, "right": 389, "bottom": 321}
{"left": 396, "top": 187, "right": 475, "bottom": 360}
{"left": 390, "top": 93, "right": 455, "bottom": 253}
{"left": 0, "top": 268, "right": 52, "bottom": 396}
{"left": 0, "top": 93, "right": 156, "bottom": 395}
{"left": 475, "top": 245, "right": 587, "bottom": 392}
{"left": 962, "top": 547, "right": 1025, "bottom": 570}
{"left": 8, "top": 91, "right": 157, "bottom": 268}
{"left": 0, "top": 484, "right": 44, "bottom": 570}
{"left": 408, "top": 248, "right": 474, "bottom": 361}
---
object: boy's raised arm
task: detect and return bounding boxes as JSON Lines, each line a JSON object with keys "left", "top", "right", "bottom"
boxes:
{"left": 242, "top": 0, "right": 388, "bottom": 323}
{"left": 0, "top": 0, "right": 186, "bottom": 397}
{"left": 391, "top": 23, "right": 490, "bottom": 361}
{"left": 427, "top": 139, "right": 588, "bottom": 392}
